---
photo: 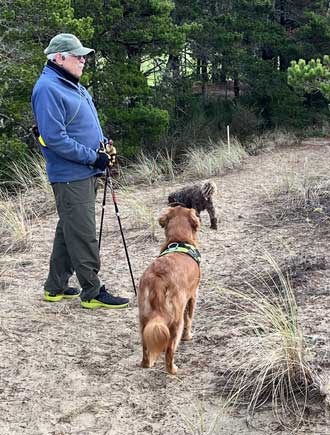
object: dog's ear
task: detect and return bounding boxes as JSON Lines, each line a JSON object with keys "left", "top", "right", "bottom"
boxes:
{"left": 189, "top": 209, "right": 200, "bottom": 231}
{"left": 159, "top": 207, "right": 173, "bottom": 228}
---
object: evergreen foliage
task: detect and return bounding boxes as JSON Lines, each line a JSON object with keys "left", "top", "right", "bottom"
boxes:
{"left": 1, "top": 0, "right": 330, "bottom": 176}
{"left": 288, "top": 56, "right": 330, "bottom": 100}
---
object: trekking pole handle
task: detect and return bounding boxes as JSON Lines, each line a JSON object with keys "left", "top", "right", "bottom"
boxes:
{"left": 99, "top": 138, "right": 113, "bottom": 150}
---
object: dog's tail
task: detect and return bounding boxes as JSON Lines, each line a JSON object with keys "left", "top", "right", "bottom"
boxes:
{"left": 143, "top": 315, "right": 170, "bottom": 362}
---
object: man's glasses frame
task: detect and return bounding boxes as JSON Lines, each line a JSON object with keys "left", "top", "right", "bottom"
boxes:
{"left": 61, "top": 52, "right": 86, "bottom": 61}
{"left": 69, "top": 54, "right": 86, "bottom": 60}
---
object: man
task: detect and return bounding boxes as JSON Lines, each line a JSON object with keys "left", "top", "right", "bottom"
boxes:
{"left": 32, "top": 33, "right": 129, "bottom": 309}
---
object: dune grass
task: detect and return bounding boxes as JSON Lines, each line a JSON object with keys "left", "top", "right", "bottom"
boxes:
{"left": 121, "top": 187, "right": 159, "bottom": 241}
{"left": 180, "top": 401, "right": 228, "bottom": 435}
{"left": 122, "top": 150, "right": 176, "bottom": 186}
{"left": 259, "top": 169, "right": 330, "bottom": 229}
{"left": 6, "top": 155, "right": 55, "bottom": 217}
{"left": 279, "top": 174, "right": 330, "bottom": 211}
{"left": 132, "top": 129, "right": 299, "bottom": 182}
{"left": 220, "top": 254, "right": 325, "bottom": 428}
{"left": 246, "top": 129, "right": 298, "bottom": 155}
{"left": 0, "top": 190, "right": 33, "bottom": 252}
{"left": 182, "top": 137, "right": 247, "bottom": 179}
{"left": 0, "top": 155, "right": 56, "bottom": 251}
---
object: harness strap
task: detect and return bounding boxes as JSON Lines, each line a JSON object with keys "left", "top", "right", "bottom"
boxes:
{"left": 159, "top": 242, "right": 201, "bottom": 265}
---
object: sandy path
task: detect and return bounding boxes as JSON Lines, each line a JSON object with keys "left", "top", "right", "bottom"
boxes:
{"left": 1, "top": 139, "right": 330, "bottom": 434}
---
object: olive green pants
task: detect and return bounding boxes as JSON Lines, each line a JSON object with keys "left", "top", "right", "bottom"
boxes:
{"left": 44, "top": 177, "right": 101, "bottom": 301}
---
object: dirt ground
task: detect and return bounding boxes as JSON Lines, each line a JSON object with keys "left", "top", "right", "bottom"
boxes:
{"left": 1, "top": 139, "right": 330, "bottom": 435}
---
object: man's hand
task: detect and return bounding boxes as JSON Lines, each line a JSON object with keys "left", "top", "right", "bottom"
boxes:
{"left": 93, "top": 139, "right": 117, "bottom": 170}
{"left": 93, "top": 149, "right": 110, "bottom": 171}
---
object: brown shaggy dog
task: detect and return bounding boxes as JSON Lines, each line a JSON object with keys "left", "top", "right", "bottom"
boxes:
{"left": 168, "top": 181, "right": 218, "bottom": 230}
{"left": 138, "top": 206, "right": 201, "bottom": 375}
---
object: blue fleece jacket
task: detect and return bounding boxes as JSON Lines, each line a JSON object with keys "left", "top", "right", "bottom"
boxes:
{"left": 32, "top": 62, "right": 104, "bottom": 183}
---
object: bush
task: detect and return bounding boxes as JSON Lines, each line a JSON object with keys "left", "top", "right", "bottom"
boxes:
{"left": 109, "top": 105, "right": 170, "bottom": 157}
{"left": 230, "top": 103, "right": 263, "bottom": 137}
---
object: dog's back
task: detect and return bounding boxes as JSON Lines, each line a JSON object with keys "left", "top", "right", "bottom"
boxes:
{"left": 138, "top": 206, "right": 200, "bottom": 374}
{"left": 168, "top": 181, "right": 217, "bottom": 206}
{"left": 139, "top": 254, "right": 199, "bottom": 359}
{"left": 139, "top": 261, "right": 172, "bottom": 360}
{"left": 167, "top": 181, "right": 218, "bottom": 230}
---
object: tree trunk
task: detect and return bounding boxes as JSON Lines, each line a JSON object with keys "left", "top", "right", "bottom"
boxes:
{"left": 167, "top": 54, "right": 180, "bottom": 79}
{"left": 234, "top": 77, "right": 240, "bottom": 98}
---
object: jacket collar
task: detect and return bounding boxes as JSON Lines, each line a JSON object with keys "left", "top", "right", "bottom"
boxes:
{"left": 46, "top": 60, "right": 79, "bottom": 85}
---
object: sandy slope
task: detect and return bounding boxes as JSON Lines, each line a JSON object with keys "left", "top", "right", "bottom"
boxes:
{"left": 1, "top": 139, "right": 330, "bottom": 435}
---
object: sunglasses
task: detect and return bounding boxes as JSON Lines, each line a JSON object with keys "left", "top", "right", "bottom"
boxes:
{"left": 68, "top": 54, "right": 86, "bottom": 60}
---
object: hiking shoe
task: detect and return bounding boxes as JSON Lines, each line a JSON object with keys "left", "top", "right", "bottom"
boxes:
{"left": 44, "top": 287, "right": 81, "bottom": 302}
{"left": 81, "top": 285, "right": 129, "bottom": 309}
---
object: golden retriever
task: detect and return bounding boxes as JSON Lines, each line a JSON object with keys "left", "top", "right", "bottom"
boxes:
{"left": 138, "top": 206, "right": 201, "bottom": 375}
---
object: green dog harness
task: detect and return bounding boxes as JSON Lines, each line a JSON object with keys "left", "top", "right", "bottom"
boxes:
{"left": 159, "top": 242, "right": 201, "bottom": 265}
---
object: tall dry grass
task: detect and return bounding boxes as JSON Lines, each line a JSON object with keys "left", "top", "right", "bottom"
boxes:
{"left": 247, "top": 129, "right": 298, "bottom": 155}
{"left": 7, "top": 155, "right": 55, "bottom": 217}
{"left": 120, "top": 187, "right": 158, "bottom": 241}
{"left": 122, "top": 150, "right": 176, "bottom": 186}
{"left": 0, "top": 190, "right": 33, "bottom": 252}
{"left": 260, "top": 168, "right": 330, "bottom": 229}
{"left": 220, "top": 254, "right": 326, "bottom": 428}
{"left": 0, "top": 155, "right": 55, "bottom": 252}
{"left": 182, "top": 137, "right": 247, "bottom": 179}
{"left": 180, "top": 401, "right": 228, "bottom": 435}
{"left": 279, "top": 174, "right": 330, "bottom": 211}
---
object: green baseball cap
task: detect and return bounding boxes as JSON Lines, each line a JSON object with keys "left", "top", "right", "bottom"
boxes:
{"left": 44, "top": 33, "right": 94, "bottom": 56}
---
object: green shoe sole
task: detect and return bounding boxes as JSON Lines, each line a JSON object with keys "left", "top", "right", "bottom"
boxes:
{"left": 44, "top": 291, "right": 81, "bottom": 302}
{"left": 44, "top": 292, "right": 64, "bottom": 302}
{"left": 81, "top": 299, "right": 129, "bottom": 309}
{"left": 63, "top": 293, "right": 80, "bottom": 299}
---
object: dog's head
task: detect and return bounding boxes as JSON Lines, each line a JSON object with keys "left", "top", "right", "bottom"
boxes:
{"left": 159, "top": 206, "right": 200, "bottom": 245}
{"left": 202, "top": 181, "right": 217, "bottom": 199}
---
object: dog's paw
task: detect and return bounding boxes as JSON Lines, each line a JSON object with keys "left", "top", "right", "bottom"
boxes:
{"left": 167, "top": 363, "right": 178, "bottom": 375}
{"left": 210, "top": 218, "right": 218, "bottom": 230}
{"left": 182, "top": 333, "right": 193, "bottom": 341}
{"left": 141, "top": 360, "right": 151, "bottom": 368}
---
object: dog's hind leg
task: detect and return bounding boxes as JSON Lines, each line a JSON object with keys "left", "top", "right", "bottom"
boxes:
{"left": 182, "top": 297, "right": 196, "bottom": 341}
{"left": 141, "top": 342, "right": 152, "bottom": 368}
{"left": 165, "top": 322, "right": 184, "bottom": 375}
{"left": 165, "top": 341, "right": 178, "bottom": 375}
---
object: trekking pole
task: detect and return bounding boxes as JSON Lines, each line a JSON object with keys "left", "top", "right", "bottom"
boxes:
{"left": 98, "top": 167, "right": 108, "bottom": 250}
{"left": 97, "top": 140, "right": 137, "bottom": 295}
{"left": 106, "top": 166, "right": 137, "bottom": 296}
